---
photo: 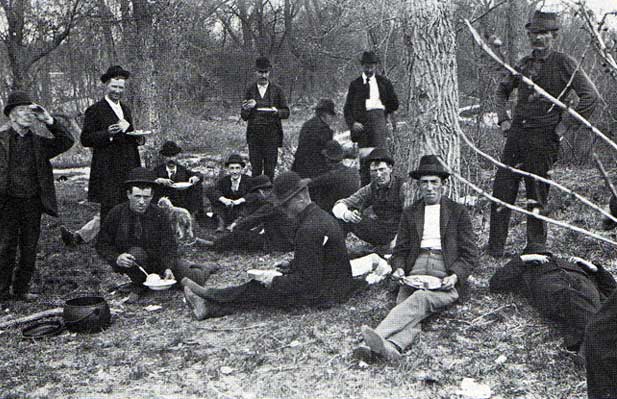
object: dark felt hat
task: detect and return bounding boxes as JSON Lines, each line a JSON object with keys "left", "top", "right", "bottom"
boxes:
{"left": 321, "top": 140, "right": 345, "bottom": 161}
{"left": 525, "top": 11, "right": 559, "bottom": 33}
{"left": 159, "top": 141, "right": 182, "bottom": 157}
{"left": 4, "top": 91, "right": 33, "bottom": 116}
{"left": 360, "top": 51, "right": 380, "bottom": 65}
{"left": 255, "top": 56, "right": 272, "bottom": 71}
{"left": 271, "top": 171, "right": 310, "bottom": 207}
{"left": 100, "top": 65, "right": 130, "bottom": 83}
{"left": 314, "top": 98, "right": 336, "bottom": 115}
{"left": 366, "top": 148, "right": 394, "bottom": 166}
{"left": 124, "top": 167, "right": 157, "bottom": 187}
{"left": 409, "top": 155, "right": 450, "bottom": 179}
{"left": 522, "top": 242, "right": 552, "bottom": 256}
{"left": 249, "top": 175, "right": 273, "bottom": 192}
{"left": 224, "top": 153, "right": 246, "bottom": 167}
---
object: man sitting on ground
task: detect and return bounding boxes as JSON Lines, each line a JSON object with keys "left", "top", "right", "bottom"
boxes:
{"left": 182, "top": 171, "right": 358, "bottom": 320}
{"left": 332, "top": 148, "right": 405, "bottom": 251}
{"left": 96, "top": 167, "right": 217, "bottom": 302}
{"left": 354, "top": 155, "right": 477, "bottom": 361}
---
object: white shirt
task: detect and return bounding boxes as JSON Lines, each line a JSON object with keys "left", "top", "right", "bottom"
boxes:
{"left": 105, "top": 95, "right": 124, "bottom": 120}
{"left": 420, "top": 204, "right": 442, "bottom": 250}
{"left": 362, "top": 73, "right": 385, "bottom": 111}
{"left": 166, "top": 164, "right": 177, "bottom": 180}
{"left": 231, "top": 175, "right": 241, "bottom": 192}
{"left": 257, "top": 82, "right": 269, "bottom": 99}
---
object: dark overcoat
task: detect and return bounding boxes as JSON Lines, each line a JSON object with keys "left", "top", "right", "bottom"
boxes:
{"left": 291, "top": 116, "right": 333, "bottom": 178}
{"left": 80, "top": 99, "right": 141, "bottom": 208}
{"left": 0, "top": 121, "right": 74, "bottom": 216}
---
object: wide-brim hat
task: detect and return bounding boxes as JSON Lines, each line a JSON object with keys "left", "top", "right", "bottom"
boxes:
{"left": 225, "top": 153, "right": 246, "bottom": 168}
{"left": 249, "top": 175, "right": 273, "bottom": 192}
{"left": 366, "top": 147, "right": 394, "bottom": 166}
{"left": 409, "top": 155, "right": 450, "bottom": 179}
{"left": 314, "top": 98, "right": 336, "bottom": 115}
{"left": 124, "top": 167, "right": 157, "bottom": 187}
{"left": 159, "top": 141, "right": 182, "bottom": 157}
{"left": 100, "top": 65, "right": 130, "bottom": 83}
{"left": 4, "top": 91, "right": 33, "bottom": 117}
{"left": 525, "top": 11, "right": 559, "bottom": 33}
{"left": 522, "top": 242, "right": 552, "bottom": 256}
{"left": 360, "top": 51, "right": 380, "bottom": 65}
{"left": 271, "top": 171, "right": 310, "bottom": 207}
{"left": 255, "top": 56, "right": 272, "bottom": 71}
{"left": 321, "top": 140, "right": 345, "bottom": 161}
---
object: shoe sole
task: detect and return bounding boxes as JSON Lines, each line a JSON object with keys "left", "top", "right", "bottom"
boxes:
{"left": 183, "top": 287, "right": 208, "bottom": 320}
{"left": 361, "top": 326, "right": 401, "bottom": 361}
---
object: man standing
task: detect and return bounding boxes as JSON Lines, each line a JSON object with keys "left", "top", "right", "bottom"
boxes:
{"left": 343, "top": 50, "right": 399, "bottom": 185}
{"left": 355, "top": 155, "right": 477, "bottom": 361}
{"left": 240, "top": 56, "right": 290, "bottom": 180}
{"left": 487, "top": 11, "right": 599, "bottom": 257}
{"left": 182, "top": 171, "right": 356, "bottom": 320}
{"left": 332, "top": 148, "right": 405, "bottom": 250}
{"left": 0, "top": 91, "right": 74, "bottom": 300}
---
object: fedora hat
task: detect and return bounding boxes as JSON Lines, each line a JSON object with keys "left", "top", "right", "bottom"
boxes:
{"left": 360, "top": 51, "right": 380, "bottom": 65}
{"left": 159, "top": 141, "right": 182, "bottom": 157}
{"left": 4, "top": 91, "right": 33, "bottom": 116}
{"left": 100, "top": 65, "right": 130, "bottom": 83}
{"left": 409, "top": 155, "right": 450, "bottom": 179}
{"left": 249, "top": 175, "right": 273, "bottom": 192}
{"left": 271, "top": 171, "right": 310, "bottom": 207}
{"left": 224, "top": 153, "right": 246, "bottom": 168}
{"left": 525, "top": 11, "right": 559, "bottom": 33}
{"left": 255, "top": 56, "right": 272, "bottom": 71}
{"left": 522, "top": 242, "right": 552, "bottom": 256}
{"left": 366, "top": 148, "right": 394, "bottom": 166}
{"left": 314, "top": 98, "right": 336, "bottom": 115}
{"left": 321, "top": 140, "right": 345, "bottom": 161}
{"left": 124, "top": 167, "right": 157, "bottom": 187}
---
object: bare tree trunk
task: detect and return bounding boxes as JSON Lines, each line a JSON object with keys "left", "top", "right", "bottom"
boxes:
{"left": 398, "top": 0, "right": 462, "bottom": 199}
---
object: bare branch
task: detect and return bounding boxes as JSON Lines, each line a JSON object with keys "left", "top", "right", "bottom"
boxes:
{"left": 593, "top": 153, "right": 617, "bottom": 201}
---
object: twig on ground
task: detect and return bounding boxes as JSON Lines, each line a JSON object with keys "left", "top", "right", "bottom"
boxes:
{"left": 0, "top": 308, "right": 63, "bottom": 329}
{"left": 196, "top": 322, "right": 270, "bottom": 332}
{"left": 469, "top": 304, "right": 513, "bottom": 325}
{"left": 593, "top": 153, "right": 617, "bottom": 200}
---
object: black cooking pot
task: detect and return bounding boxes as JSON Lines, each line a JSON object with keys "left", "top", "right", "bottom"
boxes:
{"left": 63, "top": 296, "right": 111, "bottom": 333}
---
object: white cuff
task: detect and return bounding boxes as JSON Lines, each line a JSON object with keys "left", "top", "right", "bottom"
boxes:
{"left": 332, "top": 203, "right": 348, "bottom": 220}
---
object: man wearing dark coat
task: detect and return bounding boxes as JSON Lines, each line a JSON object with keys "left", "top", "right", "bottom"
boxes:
{"left": 490, "top": 243, "right": 616, "bottom": 352}
{"left": 182, "top": 171, "right": 356, "bottom": 320}
{"left": 240, "top": 56, "right": 290, "bottom": 180}
{"left": 354, "top": 155, "right": 477, "bottom": 361}
{"left": 0, "top": 92, "right": 74, "bottom": 300}
{"left": 291, "top": 99, "right": 337, "bottom": 178}
{"left": 585, "top": 290, "right": 617, "bottom": 399}
{"left": 487, "top": 11, "right": 599, "bottom": 257}
{"left": 152, "top": 141, "right": 203, "bottom": 216}
{"left": 308, "top": 140, "right": 360, "bottom": 212}
{"left": 343, "top": 50, "right": 399, "bottom": 186}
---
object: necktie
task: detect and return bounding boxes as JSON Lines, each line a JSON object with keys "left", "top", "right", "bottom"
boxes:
{"left": 133, "top": 215, "right": 143, "bottom": 241}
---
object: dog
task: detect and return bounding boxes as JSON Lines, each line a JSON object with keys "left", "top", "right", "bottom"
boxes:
{"left": 157, "top": 197, "right": 194, "bottom": 242}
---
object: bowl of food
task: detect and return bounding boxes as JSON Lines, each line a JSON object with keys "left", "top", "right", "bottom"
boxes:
{"left": 170, "top": 182, "right": 193, "bottom": 190}
{"left": 143, "top": 274, "right": 177, "bottom": 291}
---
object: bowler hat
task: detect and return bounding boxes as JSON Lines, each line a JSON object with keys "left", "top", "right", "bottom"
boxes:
{"left": 271, "top": 171, "right": 310, "bottom": 207}
{"left": 255, "top": 56, "right": 272, "bottom": 71}
{"left": 522, "top": 242, "right": 552, "bottom": 256}
{"left": 4, "top": 91, "right": 33, "bottom": 116}
{"left": 314, "top": 98, "right": 336, "bottom": 115}
{"left": 249, "top": 175, "right": 273, "bottom": 192}
{"left": 159, "top": 141, "right": 182, "bottom": 157}
{"left": 409, "top": 155, "right": 450, "bottom": 179}
{"left": 100, "top": 65, "right": 130, "bottom": 83}
{"left": 525, "top": 11, "right": 559, "bottom": 33}
{"left": 124, "top": 167, "right": 157, "bottom": 187}
{"left": 365, "top": 148, "right": 394, "bottom": 166}
{"left": 321, "top": 140, "right": 345, "bottom": 161}
{"left": 360, "top": 51, "right": 380, "bottom": 65}
{"left": 224, "top": 153, "right": 246, "bottom": 168}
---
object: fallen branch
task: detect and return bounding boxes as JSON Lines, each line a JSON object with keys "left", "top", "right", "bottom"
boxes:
{"left": 197, "top": 322, "right": 270, "bottom": 332}
{"left": 0, "top": 308, "right": 63, "bottom": 330}
{"left": 469, "top": 304, "right": 512, "bottom": 325}
{"left": 593, "top": 153, "right": 617, "bottom": 200}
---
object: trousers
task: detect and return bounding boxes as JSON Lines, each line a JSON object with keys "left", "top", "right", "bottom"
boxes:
{"left": 247, "top": 125, "right": 279, "bottom": 181}
{"left": 359, "top": 110, "right": 387, "bottom": 186}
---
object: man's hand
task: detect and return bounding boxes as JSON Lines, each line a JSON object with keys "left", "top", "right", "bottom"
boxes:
{"left": 520, "top": 254, "right": 549, "bottom": 264}
{"left": 188, "top": 176, "right": 200, "bottom": 184}
{"left": 116, "top": 253, "right": 136, "bottom": 269}
{"left": 30, "top": 104, "right": 54, "bottom": 125}
{"left": 108, "top": 124, "right": 123, "bottom": 135}
{"left": 275, "top": 260, "right": 291, "bottom": 274}
{"left": 569, "top": 256, "right": 598, "bottom": 273}
{"left": 345, "top": 209, "right": 362, "bottom": 223}
{"left": 499, "top": 120, "right": 512, "bottom": 137}
{"left": 232, "top": 198, "right": 246, "bottom": 206}
{"left": 163, "top": 269, "right": 175, "bottom": 280}
{"left": 441, "top": 274, "right": 458, "bottom": 290}
{"left": 219, "top": 197, "right": 233, "bottom": 207}
{"left": 555, "top": 121, "right": 568, "bottom": 138}
{"left": 155, "top": 178, "right": 174, "bottom": 186}
{"left": 351, "top": 122, "right": 364, "bottom": 133}
{"left": 242, "top": 99, "right": 257, "bottom": 110}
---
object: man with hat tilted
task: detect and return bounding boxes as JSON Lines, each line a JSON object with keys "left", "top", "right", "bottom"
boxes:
{"left": 95, "top": 167, "right": 217, "bottom": 303}
{"left": 332, "top": 147, "right": 405, "bottom": 251}
{"left": 343, "top": 50, "right": 399, "bottom": 186}
{"left": 240, "top": 56, "right": 290, "bottom": 181}
{"left": 487, "top": 11, "right": 599, "bottom": 257}
{"left": 152, "top": 140, "right": 204, "bottom": 218}
{"left": 0, "top": 91, "right": 74, "bottom": 300}
{"left": 292, "top": 98, "right": 338, "bottom": 179}
{"left": 181, "top": 171, "right": 358, "bottom": 320}
{"left": 354, "top": 155, "right": 477, "bottom": 361}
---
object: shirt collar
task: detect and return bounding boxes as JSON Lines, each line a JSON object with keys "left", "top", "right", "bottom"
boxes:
{"left": 105, "top": 95, "right": 121, "bottom": 107}
{"left": 362, "top": 73, "right": 375, "bottom": 84}
{"left": 373, "top": 175, "right": 395, "bottom": 191}
{"left": 531, "top": 48, "right": 551, "bottom": 61}
{"left": 231, "top": 175, "right": 241, "bottom": 182}
{"left": 166, "top": 164, "right": 177, "bottom": 173}
{"left": 257, "top": 81, "right": 269, "bottom": 89}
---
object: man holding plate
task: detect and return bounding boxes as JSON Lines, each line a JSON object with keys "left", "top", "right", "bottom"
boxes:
{"left": 354, "top": 155, "right": 478, "bottom": 361}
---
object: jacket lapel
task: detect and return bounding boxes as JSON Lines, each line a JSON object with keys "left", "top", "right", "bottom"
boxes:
{"left": 440, "top": 198, "right": 451, "bottom": 242}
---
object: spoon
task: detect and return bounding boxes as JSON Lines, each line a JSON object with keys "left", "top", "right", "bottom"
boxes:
{"left": 134, "top": 263, "right": 149, "bottom": 278}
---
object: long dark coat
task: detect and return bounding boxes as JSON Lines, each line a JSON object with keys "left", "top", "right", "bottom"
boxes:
{"left": 80, "top": 99, "right": 141, "bottom": 208}
{"left": 240, "top": 82, "right": 289, "bottom": 148}
{"left": 291, "top": 116, "right": 333, "bottom": 178}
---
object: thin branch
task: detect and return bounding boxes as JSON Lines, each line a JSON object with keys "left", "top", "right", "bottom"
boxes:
{"left": 547, "top": 45, "right": 590, "bottom": 113}
{"left": 455, "top": 0, "right": 509, "bottom": 33}
{"left": 593, "top": 153, "right": 617, "bottom": 201}
{"left": 197, "top": 323, "right": 270, "bottom": 332}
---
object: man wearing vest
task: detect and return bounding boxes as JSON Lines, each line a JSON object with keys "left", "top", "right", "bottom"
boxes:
{"left": 354, "top": 155, "right": 477, "bottom": 361}
{"left": 332, "top": 148, "right": 404, "bottom": 250}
